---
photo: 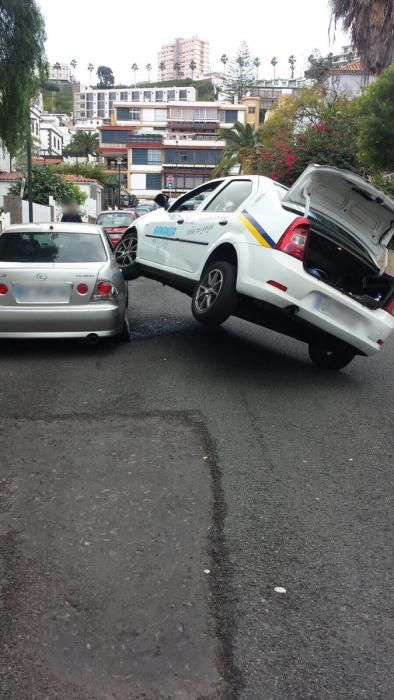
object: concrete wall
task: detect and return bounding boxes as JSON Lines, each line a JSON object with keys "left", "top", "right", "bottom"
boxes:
{"left": 3, "top": 195, "right": 54, "bottom": 224}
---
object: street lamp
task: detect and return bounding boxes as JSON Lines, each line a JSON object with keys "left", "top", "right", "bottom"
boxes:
{"left": 116, "top": 156, "right": 123, "bottom": 209}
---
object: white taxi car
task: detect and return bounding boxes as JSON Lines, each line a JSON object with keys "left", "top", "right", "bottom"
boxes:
{"left": 115, "top": 165, "right": 394, "bottom": 369}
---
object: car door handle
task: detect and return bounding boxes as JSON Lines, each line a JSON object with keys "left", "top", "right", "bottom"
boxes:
{"left": 177, "top": 218, "right": 184, "bottom": 225}
{"left": 219, "top": 219, "right": 228, "bottom": 226}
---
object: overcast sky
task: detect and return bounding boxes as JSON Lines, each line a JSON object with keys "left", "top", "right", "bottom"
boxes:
{"left": 37, "top": 0, "right": 349, "bottom": 84}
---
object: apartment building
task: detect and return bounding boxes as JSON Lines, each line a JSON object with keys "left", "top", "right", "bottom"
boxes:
{"left": 73, "top": 85, "right": 197, "bottom": 123}
{"left": 252, "top": 76, "right": 312, "bottom": 112}
{"left": 98, "top": 100, "right": 246, "bottom": 197}
{"left": 39, "top": 115, "right": 64, "bottom": 156}
{"left": 158, "top": 36, "right": 210, "bottom": 81}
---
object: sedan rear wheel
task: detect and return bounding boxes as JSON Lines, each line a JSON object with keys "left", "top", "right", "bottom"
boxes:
{"left": 192, "top": 261, "right": 238, "bottom": 326}
{"left": 114, "top": 233, "right": 139, "bottom": 280}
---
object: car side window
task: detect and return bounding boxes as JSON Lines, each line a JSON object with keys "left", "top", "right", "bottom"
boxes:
{"left": 204, "top": 180, "right": 253, "bottom": 213}
{"left": 169, "top": 181, "right": 223, "bottom": 213}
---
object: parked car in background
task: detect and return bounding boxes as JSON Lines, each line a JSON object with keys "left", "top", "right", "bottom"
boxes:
{"left": 114, "top": 166, "right": 394, "bottom": 369}
{"left": 97, "top": 210, "right": 139, "bottom": 247}
{"left": 135, "top": 201, "right": 158, "bottom": 217}
{"left": 0, "top": 223, "right": 130, "bottom": 342}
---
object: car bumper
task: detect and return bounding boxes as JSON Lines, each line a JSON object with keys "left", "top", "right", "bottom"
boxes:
{"left": 0, "top": 303, "right": 124, "bottom": 339}
{"left": 239, "top": 248, "right": 394, "bottom": 355}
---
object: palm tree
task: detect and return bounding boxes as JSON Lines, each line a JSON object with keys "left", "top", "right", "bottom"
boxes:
{"left": 253, "top": 57, "right": 261, "bottom": 81}
{"left": 189, "top": 60, "right": 197, "bottom": 80}
{"left": 220, "top": 53, "right": 228, "bottom": 76}
{"left": 270, "top": 56, "right": 278, "bottom": 81}
{"left": 53, "top": 62, "right": 61, "bottom": 80}
{"left": 173, "top": 62, "right": 181, "bottom": 79}
{"left": 66, "top": 131, "right": 99, "bottom": 157}
{"left": 146, "top": 63, "right": 152, "bottom": 83}
{"left": 70, "top": 59, "right": 77, "bottom": 77}
{"left": 87, "top": 63, "right": 94, "bottom": 84}
{"left": 288, "top": 54, "right": 296, "bottom": 79}
{"left": 330, "top": 0, "right": 394, "bottom": 74}
{"left": 159, "top": 61, "right": 166, "bottom": 81}
{"left": 217, "top": 122, "right": 263, "bottom": 175}
{"left": 131, "top": 63, "right": 138, "bottom": 85}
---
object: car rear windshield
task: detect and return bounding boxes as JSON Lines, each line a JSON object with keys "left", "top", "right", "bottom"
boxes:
{"left": 0, "top": 231, "right": 107, "bottom": 263}
{"left": 97, "top": 213, "right": 135, "bottom": 227}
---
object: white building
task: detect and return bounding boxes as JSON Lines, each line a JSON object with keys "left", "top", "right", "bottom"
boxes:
{"left": 49, "top": 62, "right": 71, "bottom": 83}
{"left": 0, "top": 141, "right": 12, "bottom": 173}
{"left": 39, "top": 115, "right": 64, "bottom": 156}
{"left": 324, "top": 60, "right": 375, "bottom": 97}
{"left": 158, "top": 36, "right": 210, "bottom": 81}
{"left": 73, "top": 85, "right": 197, "bottom": 122}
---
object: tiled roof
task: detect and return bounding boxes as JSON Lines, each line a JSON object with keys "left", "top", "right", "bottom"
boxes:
{"left": 0, "top": 171, "right": 99, "bottom": 184}
{"left": 334, "top": 59, "right": 364, "bottom": 74}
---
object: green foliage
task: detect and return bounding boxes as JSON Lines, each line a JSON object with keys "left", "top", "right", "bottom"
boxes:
{"left": 97, "top": 65, "right": 115, "bottom": 87}
{"left": 221, "top": 42, "right": 256, "bottom": 101}
{"left": 304, "top": 49, "right": 334, "bottom": 81}
{"left": 53, "top": 162, "right": 112, "bottom": 186}
{"left": 9, "top": 167, "right": 86, "bottom": 206}
{"left": 356, "top": 66, "right": 394, "bottom": 171}
{"left": 42, "top": 88, "right": 73, "bottom": 114}
{"left": 64, "top": 131, "right": 99, "bottom": 157}
{"left": 216, "top": 122, "right": 263, "bottom": 175}
{"left": 0, "top": 0, "right": 47, "bottom": 154}
{"left": 371, "top": 175, "right": 394, "bottom": 198}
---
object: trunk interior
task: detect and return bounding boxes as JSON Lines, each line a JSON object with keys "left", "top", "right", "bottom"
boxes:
{"left": 304, "top": 226, "right": 394, "bottom": 310}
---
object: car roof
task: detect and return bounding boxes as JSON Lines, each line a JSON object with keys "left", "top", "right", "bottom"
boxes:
{"left": 98, "top": 210, "right": 136, "bottom": 215}
{"left": 3, "top": 222, "right": 103, "bottom": 235}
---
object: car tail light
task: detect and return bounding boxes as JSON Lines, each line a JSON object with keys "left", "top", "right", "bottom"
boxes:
{"left": 0, "top": 283, "right": 8, "bottom": 295}
{"left": 92, "top": 279, "right": 117, "bottom": 302}
{"left": 384, "top": 296, "right": 394, "bottom": 316}
{"left": 276, "top": 217, "right": 310, "bottom": 261}
{"left": 77, "top": 283, "right": 89, "bottom": 295}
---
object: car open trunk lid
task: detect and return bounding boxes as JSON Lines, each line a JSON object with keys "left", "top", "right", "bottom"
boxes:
{"left": 282, "top": 165, "right": 394, "bottom": 274}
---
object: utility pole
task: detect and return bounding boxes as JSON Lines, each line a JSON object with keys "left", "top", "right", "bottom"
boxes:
{"left": 26, "top": 116, "right": 33, "bottom": 222}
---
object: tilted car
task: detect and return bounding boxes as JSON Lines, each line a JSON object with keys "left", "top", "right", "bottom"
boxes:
{"left": 0, "top": 223, "right": 130, "bottom": 341}
{"left": 96, "top": 210, "right": 139, "bottom": 247}
{"left": 114, "top": 165, "right": 394, "bottom": 369}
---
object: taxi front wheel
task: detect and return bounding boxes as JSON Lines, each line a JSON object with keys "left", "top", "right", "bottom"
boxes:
{"left": 192, "top": 261, "right": 238, "bottom": 326}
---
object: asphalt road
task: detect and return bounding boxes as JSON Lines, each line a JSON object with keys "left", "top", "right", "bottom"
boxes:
{"left": 0, "top": 278, "right": 393, "bottom": 700}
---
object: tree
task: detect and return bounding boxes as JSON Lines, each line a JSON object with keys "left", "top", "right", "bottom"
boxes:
{"left": 70, "top": 58, "right": 77, "bottom": 75}
{"left": 159, "top": 61, "right": 166, "bottom": 81}
{"left": 222, "top": 43, "right": 256, "bottom": 101}
{"left": 96, "top": 65, "right": 115, "bottom": 87}
{"left": 53, "top": 162, "right": 111, "bottom": 186}
{"left": 173, "top": 62, "right": 181, "bottom": 79}
{"left": 356, "top": 65, "right": 394, "bottom": 171}
{"left": 288, "top": 54, "right": 296, "bottom": 79}
{"left": 131, "top": 63, "right": 138, "bottom": 85}
{"left": 271, "top": 56, "right": 278, "bottom": 80}
{"left": 216, "top": 122, "right": 263, "bottom": 175}
{"left": 253, "top": 57, "right": 261, "bottom": 81}
{"left": 304, "top": 50, "right": 334, "bottom": 81}
{"left": 221, "top": 53, "right": 228, "bottom": 75}
{"left": 9, "top": 167, "right": 86, "bottom": 206}
{"left": 0, "top": 0, "right": 46, "bottom": 156}
{"left": 189, "top": 60, "right": 197, "bottom": 80}
{"left": 64, "top": 131, "right": 99, "bottom": 157}
{"left": 88, "top": 63, "right": 94, "bottom": 83}
{"left": 146, "top": 63, "right": 152, "bottom": 82}
{"left": 330, "top": 0, "right": 394, "bottom": 74}
{"left": 53, "top": 62, "right": 61, "bottom": 80}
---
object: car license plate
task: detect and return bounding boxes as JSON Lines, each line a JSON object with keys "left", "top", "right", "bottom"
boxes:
{"left": 13, "top": 283, "right": 71, "bottom": 304}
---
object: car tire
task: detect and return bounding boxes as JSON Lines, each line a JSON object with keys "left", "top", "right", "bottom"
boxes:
{"left": 114, "top": 232, "right": 140, "bottom": 280}
{"left": 115, "top": 316, "right": 131, "bottom": 343}
{"left": 308, "top": 342, "right": 356, "bottom": 370}
{"left": 192, "top": 261, "right": 238, "bottom": 326}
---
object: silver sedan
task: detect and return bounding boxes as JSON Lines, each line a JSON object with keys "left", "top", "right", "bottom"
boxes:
{"left": 0, "top": 223, "right": 130, "bottom": 341}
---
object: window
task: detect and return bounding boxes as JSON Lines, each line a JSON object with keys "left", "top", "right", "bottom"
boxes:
{"left": 204, "top": 180, "right": 252, "bottom": 213}
{"left": 170, "top": 181, "right": 223, "bottom": 212}
{"left": 167, "top": 90, "right": 176, "bottom": 100}
{"left": 155, "top": 91, "right": 164, "bottom": 102}
{"left": 154, "top": 109, "right": 167, "bottom": 121}
{"left": 120, "top": 91, "right": 128, "bottom": 100}
{"left": 248, "top": 106, "right": 256, "bottom": 114}
{"left": 147, "top": 149, "right": 162, "bottom": 164}
{"left": 101, "top": 130, "right": 131, "bottom": 144}
{"left": 179, "top": 89, "right": 187, "bottom": 100}
{"left": 131, "top": 91, "right": 140, "bottom": 101}
{"left": 146, "top": 173, "right": 162, "bottom": 189}
{"left": 224, "top": 110, "right": 238, "bottom": 123}
{"left": 0, "top": 232, "right": 107, "bottom": 263}
{"left": 117, "top": 107, "right": 140, "bottom": 121}
{"left": 143, "top": 91, "right": 152, "bottom": 101}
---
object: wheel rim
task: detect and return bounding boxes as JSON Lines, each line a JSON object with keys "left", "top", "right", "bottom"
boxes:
{"left": 195, "top": 268, "right": 224, "bottom": 312}
{"left": 115, "top": 238, "right": 137, "bottom": 268}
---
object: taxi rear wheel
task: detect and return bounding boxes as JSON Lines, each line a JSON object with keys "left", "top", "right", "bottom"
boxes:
{"left": 192, "top": 261, "right": 238, "bottom": 326}
{"left": 308, "top": 342, "right": 356, "bottom": 370}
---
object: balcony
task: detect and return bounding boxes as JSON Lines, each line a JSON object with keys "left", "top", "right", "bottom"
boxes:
{"left": 168, "top": 119, "right": 219, "bottom": 130}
